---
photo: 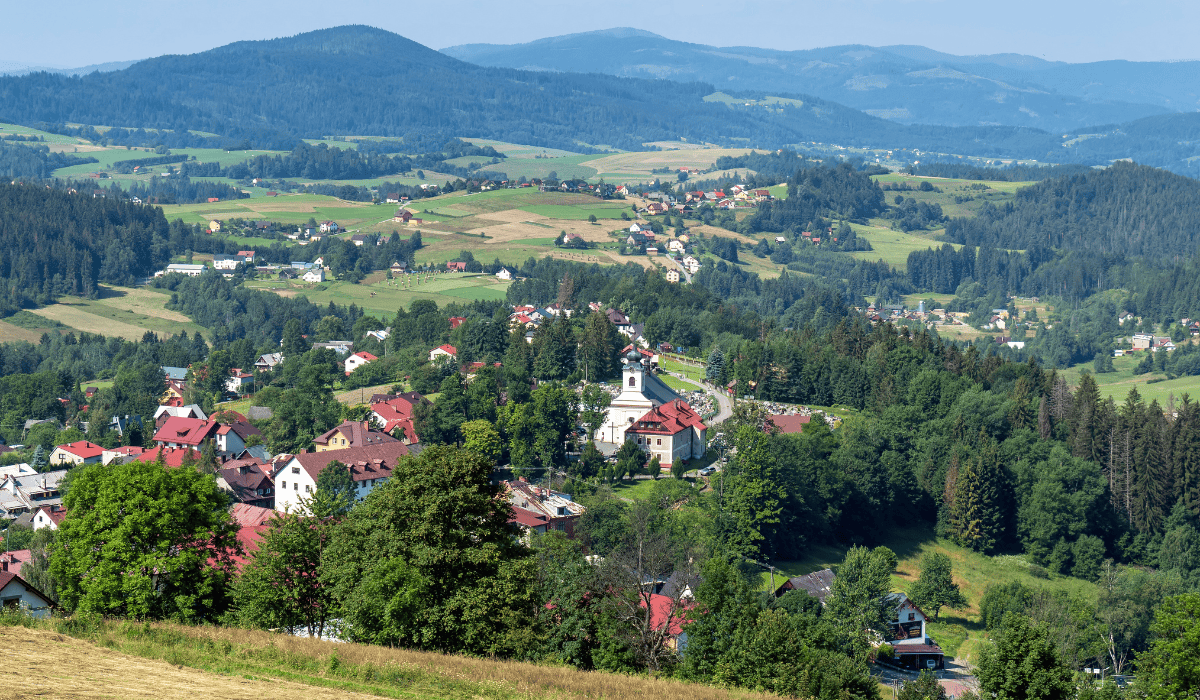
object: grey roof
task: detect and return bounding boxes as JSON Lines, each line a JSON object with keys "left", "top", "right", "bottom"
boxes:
{"left": 22, "top": 418, "right": 59, "bottom": 431}
{"left": 641, "top": 372, "right": 681, "bottom": 406}
{"left": 778, "top": 568, "right": 836, "bottom": 604}
{"left": 247, "top": 406, "right": 274, "bottom": 421}
{"left": 162, "top": 366, "right": 188, "bottom": 381}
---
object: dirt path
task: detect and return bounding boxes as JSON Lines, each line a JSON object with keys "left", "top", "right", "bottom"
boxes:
{"left": 0, "top": 624, "right": 378, "bottom": 699}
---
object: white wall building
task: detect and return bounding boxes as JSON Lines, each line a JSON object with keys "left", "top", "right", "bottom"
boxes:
{"left": 597, "top": 349, "right": 682, "bottom": 444}
{"left": 273, "top": 443, "right": 412, "bottom": 513}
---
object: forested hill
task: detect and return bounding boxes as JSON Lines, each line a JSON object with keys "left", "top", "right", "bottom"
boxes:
{"left": 945, "top": 161, "right": 1200, "bottom": 261}
{"left": 0, "top": 183, "right": 170, "bottom": 309}
{"left": 0, "top": 25, "right": 1066, "bottom": 160}
{"left": 0, "top": 26, "right": 895, "bottom": 154}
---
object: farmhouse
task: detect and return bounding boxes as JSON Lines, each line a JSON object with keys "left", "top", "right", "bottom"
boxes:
{"left": 303, "top": 268, "right": 325, "bottom": 283}
{"left": 153, "top": 416, "right": 221, "bottom": 450}
{"left": 446, "top": 261, "right": 467, "bottom": 272}
{"left": 254, "top": 353, "right": 283, "bottom": 372}
{"left": 496, "top": 267, "right": 514, "bottom": 281}
{"left": 774, "top": 568, "right": 835, "bottom": 604}
{"left": 273, "top": 442, "right": 413, "bottom": 513}
{"left": 0, "top": 571, "right": 55, "bottom": 619}
{"left": 888, "top": 593, "right": 945, "bottom": 671}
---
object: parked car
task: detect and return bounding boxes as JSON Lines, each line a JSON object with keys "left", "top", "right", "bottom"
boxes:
{"left": 698, "top": 466, "right": 716, "bottom": 476}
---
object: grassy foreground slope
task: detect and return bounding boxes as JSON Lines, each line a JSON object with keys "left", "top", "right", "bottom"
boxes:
{"left": 1, "top": 615, "right": 781, "bottom": 700}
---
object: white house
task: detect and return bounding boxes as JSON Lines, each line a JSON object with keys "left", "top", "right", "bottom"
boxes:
{"left": 496, "top": 268, "right": 514, "bottom": 281}
{"left": 254, "top": 353, "right": 284, "bottom": 372}
{"left": 319, "top": 221, "right": 339, "bottom": 233}
{"left": 429, "top": 344, "right": 457, "bottom": 363}
{"left": 344, "top": 351, "right": 378, "bottom": 375}
{"left": 31, "top": 505, "right": 66, "bottom": 531}
{"left": 666, "top": 269, "right": 681, "bottom": 283}
{"left": 0, "top": 571, "right": 55, "bottom": 619}
{"left": 153, "top": 404, "right": 207, "bottom": 425}
{"left": 303, "top": 268, "right": 325, "bottom": 283}
{"left": 667, "top": 239, "right": 686, "bottom": 254}
{"left": 682, "top": 256, "right": 701, "bottom": 274}
{"left": 212, "top": 254, "right": 243, "bottom": 271}
{"left": 272, "top": 442, "right": 412, "bottom": 513}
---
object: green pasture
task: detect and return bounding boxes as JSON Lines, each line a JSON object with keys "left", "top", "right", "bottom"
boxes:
{"left": 461, "top": 138, "right": 585, "bottom": 159}
{"left": 847, "top": 223, "right": 953, "bottom": 269}
{"left": 23, "top": 284, "right": 208, "bottom": 341}
{"left": 0, "top": 122, "right": 81, "bottom": 144}
{"left": 245, "top": 273, "right": 511, "bottom": 316}
{"left": 872, "top": 173, "right": 1031, "bottom": 219}
{"left": 483, "top": 154, "right": 604, "bottom": 181}
{"left": 1060, "top": 354, "right": 1200, "bottom": 407}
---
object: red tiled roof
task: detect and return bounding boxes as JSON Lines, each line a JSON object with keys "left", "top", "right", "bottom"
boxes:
{"left": 509, "top": 508, "right": 550, "bottom": 529}
{"left": 352, "top": 351, "right": 378, "bottom": 361}
{"left": 644, "top": 593, "right": 690, "bottom": 636}
{"left": 433, "top": 344, "right": 457, "bottom": 355}
{"left": 136, "top": 446, "right": 202, "bottom": 468}
{"left": 153, "top": 416, "right": 220, "bottom": 446}
{"left": 55, "top": 440, "right": 104, "bottom": 459}
{"left": 892, "top": 643, "right": 944, "bottom": 656}
{"left": 34, "top": 506, "right": 67, "bottom": 527}
{"left": 287, "top": 442, "right": 411, "bottom": 484}
{"left": 106, "top": 445, "right": 145, "bottom": 457}
{"left": 229, "top": 503, "right": 276, "bottom": 528}
{"left": 229, "top": 524, "right": 270, "bottom": 570}
{"left": 0, "top": 549, "right": 30, "bottom": 576}
{"left": 626, "top": 400, "right": 706, "bottom": 436}
{"left": 767, "top": 414, "right": 811, "bottom": 434}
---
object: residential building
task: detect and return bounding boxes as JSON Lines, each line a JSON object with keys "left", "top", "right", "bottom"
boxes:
{"left": 446, "top": 261, "right": 467, "bottom": 272}
{"left": 153, "top": 416, "right": 221, "bottom": 450}
{"left": 319, "top": 221, "right": 339, "bottom": 233}
{"left": 504, "top": 478, "right": 585, "bottom": 540}
{"left": 0, "top": 571, "right": 55, "bottom": 618}
{"left": 1132, "top": 334, "right": 1154, "bottom": 350}
{"left": 157, "top": 263, "right": 206, "bottom": 277}
{"left": 344, "top": 351, "right": 378, "bottom": 375}
{"left": 153, "top": 404, "right": 207, "bottom": 429}
{"left": 0, "top": 470, "right": 67, "bottom": 518}
{"left": 665, "top": 269, "right": 680, "bottom": 283}
{"left": 219, "top": 458, "right": 275, "bottom": 509}
{"left": 254, "top": 353, "right": 283, "bottom": 372}
{"left": 369, "top": 393, "right": 428, "bottom": 443}
{"left": 625, "top": 399, "right": 707, "bottom": 464}
{"left": 597, "top": 348, "right": 683, "bottom": 444}
{"left": 313, "top": 420, "right": 399, "bottom": 452}
{"left": 215, "top": 421, "right": 263, "bottom": 458}
{"left": 136, "top": 446, "right": 201, "bottom": 468}
{"left": 681, "top": 256, "right": 701, "bottom": 274}
{"left": 273, "top": 442, "right": 413, "bottom": 513}
{"left": 101, "top": 445, "right": 145, "bottom": 465}
{"left": 31, "top": 505, "right": 66, "bottom": 531}
{"left": 774, "top": 568, "right": 836, "bottom": 604}
{"left": 888, "top": 593, "right": 945, "bottom": 671}
{"left": 302, "top": 268, "right": 325, "bottom": 283}
{"left": 364, "top": 328, "right": 390, "bottom": 342}
{"left": 48, "top": 440, "right": 105, "bottom": 467}
{"left": 311, "top": 340, "right": 353, "bottom": 355}
{"left": 429, "top": 344, "right": 457, "bottom": 363}
{"left": 0, "top": 550, "right": 29, "bottom": 576}
{"left": 495, "top": 268, "right": 514, "bottom": 281}
{"left": 162, "top": 366, "right": 189, "bottom": 382}
{"left": 225, "top": 369, "right": 253, "bottom": 395}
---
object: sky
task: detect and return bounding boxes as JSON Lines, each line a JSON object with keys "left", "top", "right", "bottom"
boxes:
{"left": 4, "top": 0, "right": 1197, "bottom": 68}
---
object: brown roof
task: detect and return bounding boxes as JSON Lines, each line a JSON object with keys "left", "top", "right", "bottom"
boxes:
{"left": 288, "top": 442, "right": 411, "bottom": 484}
{"left": 312, "top": 421, "right": 399, "bottom": 449}
{"left": 220, "top": 461, "right": 274, "bottom": 503}
{"left": 229, "top": 503, "right": 276, "bottom": 528}
{"left": 767, "top": 414, "right": 811, "bottom": 434}
{"left": 626, "top": 400, "right": 706, "bottom": 436}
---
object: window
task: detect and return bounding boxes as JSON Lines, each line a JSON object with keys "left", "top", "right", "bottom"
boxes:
{"left": 656, "top": 438, "right": 662, "bottom": 446}
{"left": 628, "top": 376, "right": 635, "bottom": 387}
{"left": 281, "top": 480, "right": 286, "bottom": 489}
{"left": 294, "top": 483, "right": 298, "bottom": 491}
{"left": 291, "top": 467, "right": 299, "bottom": 474}
{"left": 305, "top": 485, "right": 312, "bottom": 493}
{"left": 908, "top": 613, "right": 915, "bottom": 621}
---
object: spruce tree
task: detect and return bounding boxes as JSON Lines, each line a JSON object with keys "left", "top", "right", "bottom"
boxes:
{"left": 951, "top": 438, "right": 1004, "bottom": 553}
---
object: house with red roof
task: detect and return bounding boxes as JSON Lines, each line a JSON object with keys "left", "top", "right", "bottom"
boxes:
{"left": 225, "top": 369, "right": 254, "bottom": 395}
{"left": 369, "top": 395, "right": 427, "bottom": 443}
{"left": 272, "top": 442, "right": 412, "bottom": 513}
{"left": 31, "top": 505, "right": 66, "bottom": 531}
{"left": 625, "top": 399, "right": 707, "bottom": 464}
{"left": 446, "top": 261, "right": 467, "bottom": 272}
{"left": 101, "top": 445, "right": 145, "bottom": 465}
{"left": 449, "top": 316, "right": 466, "bottom": 329}
{"left": 504, "top": 478, "right": 585, "bottom": 540}
{"left": 0, "top": 550, "right": 30, "bottom": 576}
{"left": 429, "top": 344, "right": 457, "bottom": 363}
{"left": 137, "top": 446, "right": 202, "bottom": 468}
{"left": 48, "top": 440, "right": 105, "bottom": 467}
{"left": 344, "top": 351, "right": 378, "bottom": 375}
{"left": 154, "top": 416, "right": 221, "bottom": 450}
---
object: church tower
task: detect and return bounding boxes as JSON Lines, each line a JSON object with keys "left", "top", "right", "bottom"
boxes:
{"left": 622, "top": 348, "right": 644, "bottom": 393}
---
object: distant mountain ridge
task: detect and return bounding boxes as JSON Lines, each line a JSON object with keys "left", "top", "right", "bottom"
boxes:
{"left": 0, "top": 59, "right": 140, "bottom": 76}
{"left": 0, "top": 26, "right": 1198, "bottom": 176}
{"left": 442, "top": 30, "right": 1200, "bottom": 133}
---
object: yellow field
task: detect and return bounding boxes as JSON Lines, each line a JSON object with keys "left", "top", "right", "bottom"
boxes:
{"left": 28, "top": 304, "right": 157, "bottom": 340}
{"left": 586, "top": 148, "right": 754, "bottom": 175}
{"left": 0, "top": 320, "right": 47, "bottom": 344}
{"left": 91, "top": 285, "right": 194, "bottom": 323}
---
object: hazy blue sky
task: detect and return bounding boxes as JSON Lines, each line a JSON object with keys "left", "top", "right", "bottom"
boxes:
{"left": 6, "top": 0, "right": 1197, "bottom": 67}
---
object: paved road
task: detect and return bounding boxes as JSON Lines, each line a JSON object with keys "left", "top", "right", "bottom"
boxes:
{"left": 666, "top": 371, "right": 733, "bottom": 425}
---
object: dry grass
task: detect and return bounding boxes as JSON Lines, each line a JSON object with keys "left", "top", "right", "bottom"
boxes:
{"left": 28, "top": 304, "right": 160, "bottom": 340}
{"left": 0, "top": 319, "right": 48, "bottom": 344}
{"left": 169, "top": 624, "right": 781, "bottom": 700}
{"left": 0, "top": 615, "right": 782, "bottom": 700}
{"left": 0, "top": 624, "right": 377, "bottom": 699}
{"left": 95, "top": 285, "right": 194, "bottom": 323}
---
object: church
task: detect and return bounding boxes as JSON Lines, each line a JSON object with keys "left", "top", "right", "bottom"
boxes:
{"left": 597, "top": 348, "right": 707, "bottom": 461}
